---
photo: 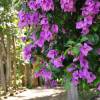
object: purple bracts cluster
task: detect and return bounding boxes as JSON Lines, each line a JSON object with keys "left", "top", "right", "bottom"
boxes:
{"left": 18, "top": 11, "right": 39, "bottom": 28}
{"left": 28, "top": 0, "right": 54, "bottom": 11}
{"left": 51, "top": 56, "right": 64, "bottom": 68}
{"left": 34, "top": 17, "right": 54, "bottom": 47}
{"left": 45, "top": 80, "right": 57, "bottom": 88}
{"left": 76, "top": 0, "right": 100, "bottom": 35}
{"left": 51, "top": 24, "right": 59, "bottom": 33}
{"left": 82, "top": 0, "right": 100, "bottom": 17}
{"left": 19, "top": 0, "right": 100, "bottom": 90}
{"left": 79, "top": 43, "right": 96, "bottom": 83}
{"left": 67, "top": 63, "right": 77, "bottom": 72}
{"left": 28, "top": 0, "right": 41, "bottom": 10}
{"left": 47, "top": 50, "right": 64, "bottom": 68}
{"left": 23, "top": 44, "right": 33, "bottom": 61}
{"left": 51, "top": 55, "right": 65, "bottom": 68}
{"left": 18, "top": 10, "right": 28, "bottom": 28}
{"left": 34, "top": 67, "right": 52, "bottom": 81}
{"left": 30, "top": 32, "right": 37, "bottom": 42}
{"left": 79, "top": 43, "right": 92, "bottom": 69}
{"left": 60, "top": 0, "right": 76, "bottom": 12}
{"left": 71, "top": 43, "right": 96, "bottom": 85}
{"left": 72, "top": 68, "right": 96, "bottom": 85}
{"left": 41, "top": 0, "right": 54, "bottom": 11}
{"left": 80, "top": 43, "right": 92, "bottom": 56}
{"left": 47, "top": 50, "right": 58, "bottom": 59}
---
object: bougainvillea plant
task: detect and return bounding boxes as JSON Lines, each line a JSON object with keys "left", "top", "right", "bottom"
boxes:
{"left": 18, "top": 0, "right": 100, "bottom": 90}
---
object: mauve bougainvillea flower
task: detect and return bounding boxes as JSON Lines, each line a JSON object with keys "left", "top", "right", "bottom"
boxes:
{"left": 80, "top": 69, "right": 96, "bottom": 83}
{"left": 51, "top": 24, "right": 59, "bottom": 33}
{"left": 67, "top": 50, "right": 74, "bottom": 56}
{"left": 78, "top": 69, "right": 96, "bottom": 83}
{"left": 72, "top": 70, "right": 79, "bottom": 80}
{"left": 97, "top": 83, "right": 100, "bottom": 91}
{"left": 19, "top": 0, "right": 100, "bottom": 91}
{"left": 86, "top": 72, "right": 96, "bottom": 83}
{"left": 67, "top": 67, "right": 75, "bottom": 72}
{"left": 60, "top": 0, "right": 76, "bottom": 12}
{"left": 41, "top": 0, "right": 54, "bottom": 11}
{"left": 49, "top": 80, "right": 57, "bottom": 87}
{"left": 72, "top": 70, "right": 79, "bottom": 85}
{"left": 79, "top": 54, "right": 89, "bottom": 69}
{"left": 35, "top": 67, "right": 52, "bottom": 81}
{"left": 84, "top": 16, "right": 93, "bottom": 25}
{"left": 35, "top": 37, "right": 45, "bottom": 48}
{"left": 80, "top": 43, "right": 92, "bottom": 56}
{"left": 76, "top": 0, "right": 100, "bottom": 34}
{"left": 82, "top": 0, "right": 100, "bottom": 17}
{"left": 18, "top": 10, "right": 28, "bottom": 28}
{"left": 82, "top": 69, "right": 96, "bottom": 83}
{"left": 67, "top": 63, "right": 77, "bottom": 72}
{"left": 42, "top": 24, "right": 50, "bottom": 32}
{"left": 76, "top": 16, "right": 93, "bottom": 35}
{"left": 40, "top": 31, "right": 53, "bottom": 42}
{"left": 51, "top": 56, "right": 65, "bottom": 68}
{"left": 30, "top": 32, "right": 37, "bottom": 42}
{"left": 42, "top": 70, "right": 52, "bottom": 80}
{"left": 23, "top": 44, "right": 33, "bottom": 61}
{"left": 28, "top": 0, "right": 54, "bottom": 11}
{"left": 21, "top": 36, "right": 27, "bottom": 42}
{"left": 40, "top": 31, "right": 46, "bottom": 38}
{"left": 81, "top": 27, "right": 89, "bottom": 35}
{"left": 47, "top": 50, "right": 58, "bottom": 59}
{"left": 78, "top": 69, "right": 85, "bottom": 79}
{"left": 73, "top": 56, "right": 79, "bottom": 62}
{"left": 40, "top": 17, "right": 49, "bottom": 25}
{"left": 28, "top": 0, "right": 41, "bottom": 10}
{"left": 72, "top": 78, "right": 79, "bottom": 86}
{"left": 18, "top": 11, "right": 40, "bottom": 28}
{"left": 45, "top": 31, "right": 53, "bottom": 42}
{"left": 30, "top": 12, "right": 40, "bottom": 25}
{"left": 76, "top": 21, "right": 85, "bottom": 30}
{"left": 45, "top": 80, "right": 57, "bottom": 88}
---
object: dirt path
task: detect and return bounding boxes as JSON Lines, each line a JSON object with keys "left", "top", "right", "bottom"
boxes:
{"left": 0, "top": 87, "right": 66, "bottom": 100}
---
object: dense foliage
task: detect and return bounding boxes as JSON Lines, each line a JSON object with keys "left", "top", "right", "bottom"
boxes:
{"left": 18, "top": 0, "right": 100, "bottom": 91}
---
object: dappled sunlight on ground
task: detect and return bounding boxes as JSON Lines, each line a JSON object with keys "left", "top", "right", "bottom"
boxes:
{"left": 0, "top": 87, "right": 66, "bottom": 100}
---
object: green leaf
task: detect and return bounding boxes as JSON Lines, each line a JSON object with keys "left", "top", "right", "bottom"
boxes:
{"left": 72, "top": 46, "right": 80, "bottom": 55}
{"left": 80, "top": 36, "right": 88, "bottom": 42}
{"left": 67, "top": 40, "right": 76, "bottom": 45}
{"left": 64, "top": 78, "right": 71, "bottom": 90}
{"left": 64, "top": 49, "right": 68, "bottom": 56}
{"left": 88, "top": 34, "right": 99, "bottom": 45}
{"left": 92, "top": 25, "right": 98, "bottom": 32}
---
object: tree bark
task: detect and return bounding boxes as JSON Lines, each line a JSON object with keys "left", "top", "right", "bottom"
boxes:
{"left": 67, "top": 83, "right": 79, "bottom": 100}
{"left": 6, "top": 35, "right": 11, "bottom": 91}
{"left": 12, "top": 36, "right": 16, "bottom": 89}
{"left": 24, "top": 65, "right": 27, "bottom": 87}
{"left": 32, "top": 62, "right": 39, "bottom": 87}
{"left": 0, "top": 35, "right": 6, "bottom": 94}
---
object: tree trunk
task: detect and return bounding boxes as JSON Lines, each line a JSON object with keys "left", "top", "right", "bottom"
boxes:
{"left": 24, "top": 65, "right": 27, "bottom": 87}
{"left": 0, "top": 35, "right": 6, "bottom": 94}
{"left": 12, "top": 36, "right": 16, "bottom": 89}
{"left": 0, "top": 58, "right": 6, "bottom": 94}
{"left": 67, "top": 83, "right": 79, "bottom": 100}
{"left": 26, "top": 64, "right": 33, "bottom": 88}
{"left": 32, "top": 62, "right": 39, "bottom": 87}
{"left": 6, "top": 35, "right": 11, "bottom": 91}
